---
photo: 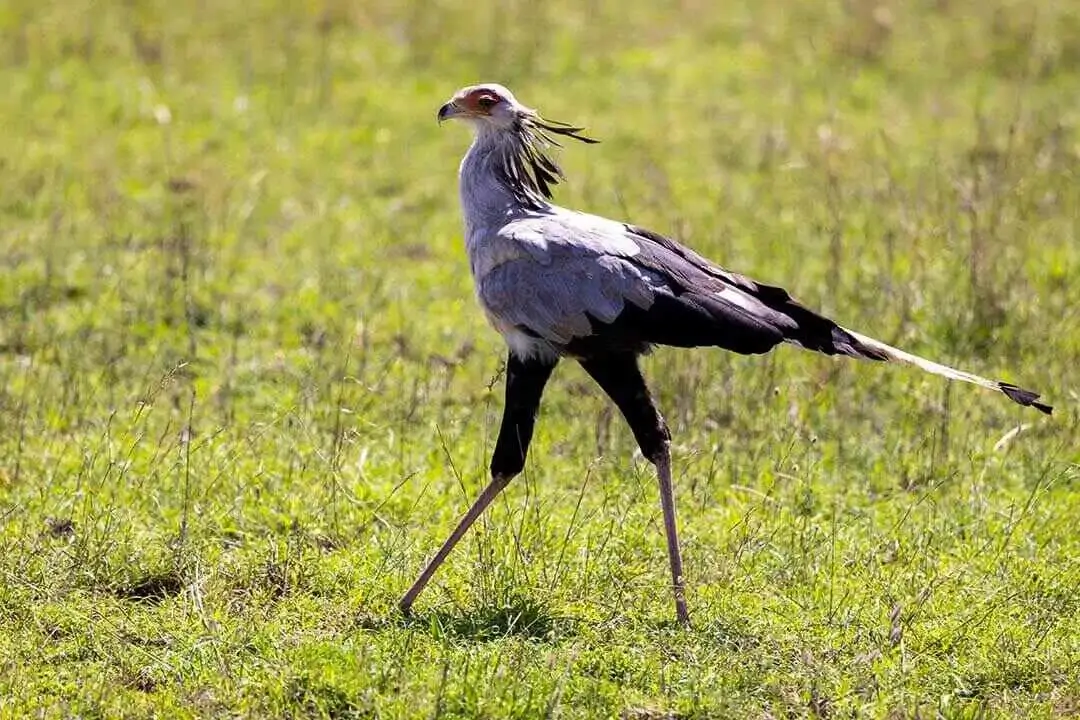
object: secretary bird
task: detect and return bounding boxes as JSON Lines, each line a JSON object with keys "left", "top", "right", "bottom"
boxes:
{"left": 400, "top": 83, "right": 1052, "bottom": 625}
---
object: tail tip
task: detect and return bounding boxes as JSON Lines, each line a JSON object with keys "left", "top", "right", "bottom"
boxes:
{"left": 999, "top": 382, "right": 1053, "bottom": 415}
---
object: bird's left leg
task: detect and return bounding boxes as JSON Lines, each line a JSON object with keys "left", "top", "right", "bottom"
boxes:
{"left": 399, "top": 351, "right": 557, "bottom": 615}
{"left": 578, "top": 353, "right": 689, "bottom": 626}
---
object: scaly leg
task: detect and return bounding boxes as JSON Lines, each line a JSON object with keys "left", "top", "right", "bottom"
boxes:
{"left": 579, "top": 353, "right": 690, "bottom": 626}
{"left": 399, "top": 473, "right": 511, "bottom": 614}
{"left": 654, "top": 446, "right": 688, "bottom": 625}
{"left": 399, "top": 352, "right": 556, "bottom": 615}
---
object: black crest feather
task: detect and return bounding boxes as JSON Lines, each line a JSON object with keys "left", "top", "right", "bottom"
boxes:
{"left": 494, "top": 115, "right": 599, "bottom": 209}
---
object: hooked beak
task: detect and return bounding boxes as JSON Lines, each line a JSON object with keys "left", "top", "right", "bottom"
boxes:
{"left": 437, "top": 101, "right": 462, "bottom": 124}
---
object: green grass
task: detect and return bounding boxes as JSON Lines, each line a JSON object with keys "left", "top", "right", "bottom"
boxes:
{"left": 2, "top": 0, "right": 1079, "bottom": 716}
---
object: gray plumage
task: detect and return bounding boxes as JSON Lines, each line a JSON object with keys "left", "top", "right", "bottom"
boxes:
{"left": 475, "top": 214, "right": 659, "bottom": 352}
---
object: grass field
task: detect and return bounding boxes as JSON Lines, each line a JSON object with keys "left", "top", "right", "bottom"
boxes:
{"left": 1, "top": 0, "right": 1079, "bottom": 716}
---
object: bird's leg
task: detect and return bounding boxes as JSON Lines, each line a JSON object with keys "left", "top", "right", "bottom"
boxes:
{"left": 653, "top": 443, "right": 689, "bottom": 626}
{"left": 398, "top": 472, "right": 511, "bottom": 615}
{"left": 578, "top": 354, "right": 689, "bottom": 626}
{"left": 399, "top": 351, "right": 556, "bottom": 615}
{"left": 489, "top": 353, "right": 558, "bottom": 482}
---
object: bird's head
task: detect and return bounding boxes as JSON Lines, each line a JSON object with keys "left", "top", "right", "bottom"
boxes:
{"left": 438, "top": 83, "right": 599, "bottom": 206}
{"left": 437, "top": 83, "right": 531, "bottom": 131}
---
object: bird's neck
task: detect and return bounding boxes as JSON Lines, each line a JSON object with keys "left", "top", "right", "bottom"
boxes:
{"left": 458, "top": 129, "right": 549, "bottom": 234}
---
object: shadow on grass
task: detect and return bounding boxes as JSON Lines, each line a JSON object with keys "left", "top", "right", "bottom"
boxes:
{"left": 359, "top": 595, "right": 572, "bottom": 643}
{"left": 110, "top": 569, "right": 187, "bottom": 604}
{"left": 286, "top": 675, "right": 370, "bottom": 720}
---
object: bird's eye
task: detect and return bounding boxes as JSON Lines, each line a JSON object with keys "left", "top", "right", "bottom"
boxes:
{"left": 477, "top": 96, "right": 498, "bottom": 109}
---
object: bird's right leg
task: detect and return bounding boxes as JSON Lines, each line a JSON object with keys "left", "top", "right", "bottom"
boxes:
{"left": 578, "top": 353, "right": 689, "bottom": 626}
{"left": 399, "top": 351, "right": 556, "bottom": 615}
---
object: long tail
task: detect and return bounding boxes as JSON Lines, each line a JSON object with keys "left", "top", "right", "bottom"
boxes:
{"left": 833, "top": 327, "right": 1052, "bottom": 415}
